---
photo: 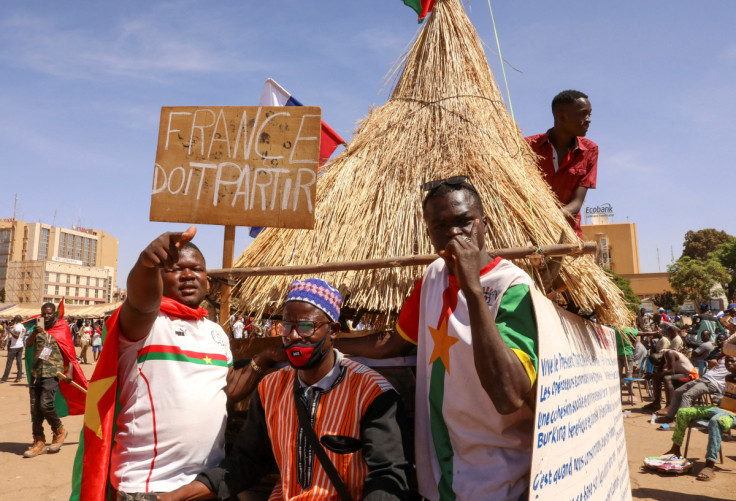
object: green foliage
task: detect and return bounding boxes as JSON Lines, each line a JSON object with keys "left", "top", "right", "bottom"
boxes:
{"left": 0, "top": 288, "right": 4, "bottom": 302}
{"left": 605, "top": 270, "right": 639, "bottom": 313}
{"left": 652, "top": 291, "right": 684, "bottom": 311}
{"left": 681, "top": 229, "right": 734, "bottom": 260}
{"left": 714, "top": 238, "right": 736, "bottom": 300}
{"left": 668, "top": 256, "right": 729, "bottom": 307}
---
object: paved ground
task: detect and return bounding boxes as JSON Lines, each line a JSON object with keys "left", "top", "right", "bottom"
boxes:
{"left": 1, "top": 350, "right": 734, "bottom": 500}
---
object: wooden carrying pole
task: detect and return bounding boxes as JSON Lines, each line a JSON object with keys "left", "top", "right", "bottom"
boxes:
{"left": 209, "top": 242, "right": 597, "bottom": 279}
{"left": 219, "top": 225, "right": 236, "bottom": 325}
{"left": 56, "top": 372, "right": 87, "bottom": 394}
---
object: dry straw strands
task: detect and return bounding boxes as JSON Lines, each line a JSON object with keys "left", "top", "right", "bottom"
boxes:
{"left": 230, "top": 0, "right": 632, "bottom": 327}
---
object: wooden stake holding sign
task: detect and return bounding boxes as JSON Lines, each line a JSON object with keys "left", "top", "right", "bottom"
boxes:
{"left": 149, "top": 106, "right": 322, "bottom": 324}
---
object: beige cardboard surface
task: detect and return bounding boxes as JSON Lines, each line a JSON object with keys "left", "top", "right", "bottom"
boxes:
{"left": 150, "top": 106, "right": 321, "bottom": 228}
{"left": 530, "top": 288, "right": 632, "bottom": 500}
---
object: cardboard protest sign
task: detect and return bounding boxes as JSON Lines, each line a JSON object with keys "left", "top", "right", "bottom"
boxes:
{"left": 150, "top": 106, "right": 321, "bottom": 228}
{"left": 530, "top": 289, "right": 632, "bottom": 501}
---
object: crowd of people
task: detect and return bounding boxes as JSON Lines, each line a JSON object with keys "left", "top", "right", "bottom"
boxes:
{"left": 61, "top": 171, "right": 545, "bottom": 501}
{"left": 0, "top": 315, "right": 107, "bottom": 381}
{"left": 617, "top": 304, "right": 736, "bottom": 481}
{"left": 7, "top": 87, "right": 728, "bottom": 498}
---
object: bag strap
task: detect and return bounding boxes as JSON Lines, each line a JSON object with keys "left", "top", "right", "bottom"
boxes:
{"left": 293, "top": 388, "right": 355, "bottom": 501}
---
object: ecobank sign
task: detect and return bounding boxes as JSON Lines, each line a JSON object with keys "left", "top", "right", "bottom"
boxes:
{"left": 585, "top": 203, "right": 614, "bottom": 217}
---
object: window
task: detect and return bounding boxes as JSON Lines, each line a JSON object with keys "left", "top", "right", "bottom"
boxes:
{"left": 76, "top": 275, "right": 80, "bottom": 284}
{"left": 74, "top": 236, "right": 82, "bottom": 261}
{"left": 39, "top": 228, "right": 50, "bottom": 260}
{"left": 66, "top": 274, "right": 71, "bottom": 283}
{"left": 45, "top": 272, "right": 49, "bottom": 281}
{"left": 90, "top": 239, "right": 97, "bottom": 265}
{"left": 54, "top": 286, "right": 59, "bottom": 295}
{"left": 83, "top": 238, "right": 90, "bottom": 266}
{"left": 56, "top": 273, "right": 60, "bottom": 282}
{"left": 66, "top": 235, "right": 75, "bottom": 259}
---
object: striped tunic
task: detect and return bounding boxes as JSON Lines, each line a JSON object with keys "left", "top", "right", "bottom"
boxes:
{"left": 197, "top": 351, "right": 409, "bottom": 500}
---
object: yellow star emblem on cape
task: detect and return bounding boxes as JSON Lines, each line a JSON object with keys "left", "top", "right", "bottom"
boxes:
{"left": 428, "top": 317, "right": 459, "bottom": 374}
{"left": 203, "top": 355, "right": 212, "bottom": 364}
{"left": 84, "top": 376, "right": 116, "bottom": 439}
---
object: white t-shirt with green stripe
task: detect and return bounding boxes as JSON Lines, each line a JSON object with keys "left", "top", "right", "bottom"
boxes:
{"left": 111, "top": 312, "right": 233, "bottom": 493}
{"left": 397, "top": 257, "right": 538, "bottom": 501}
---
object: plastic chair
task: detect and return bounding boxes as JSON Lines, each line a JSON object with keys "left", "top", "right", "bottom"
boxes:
{"left": 698, "top": 360, "right": 708, "bottom": 376}
{"left": 683, "top": 418, "right": 725, "bottom": 463}
{"left": 623, "top": 357, "right": 653, "bottom": 400}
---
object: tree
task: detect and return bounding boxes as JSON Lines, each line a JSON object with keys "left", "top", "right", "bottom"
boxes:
{"left": 652, "top": 291, "right": 684, "bottom": 311}
{"left": 714, "top": 239, "right": 736, "bottom": 301}
{"left": 681, "top": 229, "right": 734, "bottom": 260}
{"left": 668, "top": 256, "right": 729, "bottom": 312}
{"left": 605, "top": 270, "right": 640, "bottom": 313}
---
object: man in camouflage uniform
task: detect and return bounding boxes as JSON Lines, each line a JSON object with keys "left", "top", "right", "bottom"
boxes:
{"left": 24, "top": 303, "right": 73, "bottom": 458}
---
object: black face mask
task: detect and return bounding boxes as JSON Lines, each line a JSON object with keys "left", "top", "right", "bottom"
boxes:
{"left": 284, "top": 332, "right": 331, "bottom": 370}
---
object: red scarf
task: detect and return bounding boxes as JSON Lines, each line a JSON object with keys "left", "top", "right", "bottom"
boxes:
{"left": 159, "top": 296, "right": 208, "bottom": 320}
{"left": 71, "top": 296, "right": 209, "bottom": 501}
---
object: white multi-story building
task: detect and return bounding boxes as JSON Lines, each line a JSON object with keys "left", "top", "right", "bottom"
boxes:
{"left": 0, "top": 220, "right": 118, "bottom": 306}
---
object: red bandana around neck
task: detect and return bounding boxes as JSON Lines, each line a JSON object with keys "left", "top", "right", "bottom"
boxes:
{"left": 159, "top": 296, "right": 209, "bottom": 320}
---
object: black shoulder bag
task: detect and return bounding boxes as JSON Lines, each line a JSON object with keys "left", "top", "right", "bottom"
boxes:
{"left": 293, "top": 393, "right": 356, "bottom": 501}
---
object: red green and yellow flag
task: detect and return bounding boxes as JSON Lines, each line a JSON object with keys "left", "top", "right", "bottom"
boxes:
{"left": 403, "top": 0, "right": 436, "bottom": 23}
{"left": 24, "top": 300, "right": 88, "bottom": 417}
{"left": 70, "top": 297, "right": 210, "bottom": 501}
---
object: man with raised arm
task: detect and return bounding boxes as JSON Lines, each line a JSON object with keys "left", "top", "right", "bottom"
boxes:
{"left": 338, "top": 176, "right": 539, "bottom": 501}
{"left": 72, "top": 227, "right": 281, "bottom": 500}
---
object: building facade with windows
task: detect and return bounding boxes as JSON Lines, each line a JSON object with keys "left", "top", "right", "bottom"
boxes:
{"left": 0, "top": 220, "right": 118, "bottom": 306}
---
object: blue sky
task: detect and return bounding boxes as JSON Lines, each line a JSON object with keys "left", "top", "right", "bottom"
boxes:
{"left": 2, "top": 1, "right": 734, "bottom": 287}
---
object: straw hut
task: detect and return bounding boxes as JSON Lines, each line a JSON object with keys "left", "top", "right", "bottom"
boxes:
{"left": 229, "top": 0, "right": 632, "bottom": 327}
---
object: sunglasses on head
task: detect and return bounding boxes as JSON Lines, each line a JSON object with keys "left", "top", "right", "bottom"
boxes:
{"left": 421, "top": 175, "right": 471, "bottom": 192}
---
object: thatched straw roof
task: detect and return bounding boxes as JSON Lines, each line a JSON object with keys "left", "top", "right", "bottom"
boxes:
{"left": 230, "top": 0, "right": 631, "bottom": 326}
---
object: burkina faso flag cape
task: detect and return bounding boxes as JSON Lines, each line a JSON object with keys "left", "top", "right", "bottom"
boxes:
{"left": 24, "top": 302, "right": 88, "bottom": 417}
{"left": 70, "top": 296, "right": 210, "bottom": 501}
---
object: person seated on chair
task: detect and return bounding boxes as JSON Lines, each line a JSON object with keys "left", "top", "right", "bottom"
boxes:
{"left": 643, "top": 350, "right": 699, "bottom": 412}
{"left": 657, "top": 355, "right": 733, "bottom": 424}
{"left": 691, "top": 331, "right": 714, "bottom": 366}
{"left": 706, "top": 334, "right": 728, "bottom": 362}
{"left": 661, "top": 356, "right": 736, "bottom": 481}
{"left": 159, "top": 278, "right": 410, "bottom": 501}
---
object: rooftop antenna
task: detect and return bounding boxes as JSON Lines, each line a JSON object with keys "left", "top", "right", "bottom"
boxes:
{"left": 657, "top": 247, "right": 661, "bottom": 272}
{"left": 670, "top": 245, "right": 674, "bottom": 264}
{"left": 52, "top": 209, "right": 57, "bottom": 227}
{"left": 12, "top": 193, "right": 17, "bottom": 220}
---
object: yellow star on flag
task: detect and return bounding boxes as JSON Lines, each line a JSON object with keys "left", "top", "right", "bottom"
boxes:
{"left": 203, "top": 355, "right": 213, "bottom": 364}
{"left": 428, "top": 316, "right": 459, "bottom": 374}
{"left": 84, "top": 376, "right": 116, "bottom": 439}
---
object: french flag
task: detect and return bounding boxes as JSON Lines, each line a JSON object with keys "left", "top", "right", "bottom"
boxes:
{"left": 249, "top": 78, "right": 345, "bottom": 238}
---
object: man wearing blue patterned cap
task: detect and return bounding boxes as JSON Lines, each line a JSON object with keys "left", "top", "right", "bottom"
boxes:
{"left": 163, "top": 278, "right": 410, "bottom": 501}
